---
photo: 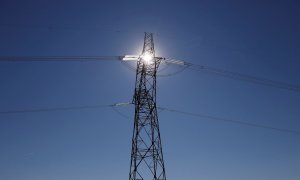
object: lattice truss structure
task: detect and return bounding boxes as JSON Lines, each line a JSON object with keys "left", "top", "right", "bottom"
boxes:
{"left": 129, "top": 33, "right": 167, "bottom": 180}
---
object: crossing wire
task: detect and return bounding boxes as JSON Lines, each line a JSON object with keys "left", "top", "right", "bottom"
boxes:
{"left": 0, "top": 56, "right": 123, "bottom": 62}
{"left": 1, "top": 56, "right": 300, "bottom": 92}
{"left": 164, "top": 58, "right": 300, "bottom": 92}
{"left": 187, "top": 62, "right": 300, "bottom": 92}
{"left": 0, "top": 104, "right": 115, "bottom": 114}
{"left": 159, "top": 106, "right": 300, "bottom": 135}
{"left": 0, "top": 103, "right": 299, "bottom": 135}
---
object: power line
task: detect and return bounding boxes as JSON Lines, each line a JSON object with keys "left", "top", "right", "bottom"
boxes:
{"left": 159, "top": 106, "right": 300, "bottom": 135}
{"left": 164, "top": 58, "right": 300, "bottom": 92}
{"left": 157, "top": 63, "right": 190, "bottom": 77}
{"left": 0, "top": 103, "right": 131, "bottom": 114}
{"left": 0, "top": 56, "right": 123, "bottom": 62}
{"left": 2, "top": 56, "right": 299, "bottom": 93}
{"left": 120, "top": 60, "right": 189, "bottom": 77}
{"left": 187, "top": 63, "right": 300, "bottom": 92}
{"left": 120, "top": 61, "right": 137, "bottom": 72}
{"left": 112, "top": 106, "right": 131, "bottom": 119}
{"left": 1, "top": 102, "right": 299, "bottom": 136}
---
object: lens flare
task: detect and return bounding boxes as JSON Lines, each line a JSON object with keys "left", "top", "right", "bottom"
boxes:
{"left": 141, "top": 52, "right": 154, "bottom": 65}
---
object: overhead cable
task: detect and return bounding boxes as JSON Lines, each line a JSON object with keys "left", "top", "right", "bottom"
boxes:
{"left": 0, "top": 102, "right": 131, "bottom": 114}
{"left": 159, "top": 106, "right": 300, "bottom": 135}
{"left": 0, "top": 56, "right": 124, "bottom": 62}
{"left": 1, "top": 102, "right": 299, "bottom": 136}
{"left": 163, "top": 58, "right": 300, "bottom": 92}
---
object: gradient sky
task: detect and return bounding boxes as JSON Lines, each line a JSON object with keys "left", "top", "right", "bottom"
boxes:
{"left": 0, "top": 0, "right": 299, "bottom": 180}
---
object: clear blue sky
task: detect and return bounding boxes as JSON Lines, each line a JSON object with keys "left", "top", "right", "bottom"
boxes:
{"left": 0, "top": 0, "right": 299, "bottom": 180}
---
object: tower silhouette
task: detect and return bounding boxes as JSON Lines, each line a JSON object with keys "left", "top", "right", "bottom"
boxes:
{"left": 129, "top": 33, "right": 167, "bottom": 180}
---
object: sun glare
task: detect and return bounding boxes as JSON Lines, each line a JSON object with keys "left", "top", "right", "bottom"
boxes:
{"left": 141, "top": 52, "right": 154, "bottom": 65}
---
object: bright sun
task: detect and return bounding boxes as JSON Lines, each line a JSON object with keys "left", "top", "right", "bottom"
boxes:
{"left": 141, "top": 52, "right": 154, "bottom": 65}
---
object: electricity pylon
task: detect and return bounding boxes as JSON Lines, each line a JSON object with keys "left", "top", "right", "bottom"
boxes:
{"left": 129, "top": 33, "right": 167, "bottom": 180}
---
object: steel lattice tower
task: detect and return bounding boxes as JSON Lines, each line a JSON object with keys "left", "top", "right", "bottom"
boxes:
{"left": 129, "top": 33, "right": 167, "bottom": 180}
